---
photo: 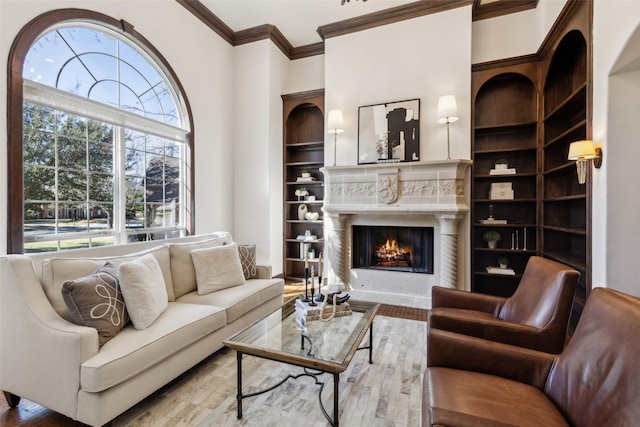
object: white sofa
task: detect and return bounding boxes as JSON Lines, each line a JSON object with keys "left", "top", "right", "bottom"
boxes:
{"left": 0, "top": 232, "right": 284, "bottom": 426}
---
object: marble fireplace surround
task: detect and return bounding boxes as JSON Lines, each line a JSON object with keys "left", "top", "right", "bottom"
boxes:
{"left": 321, "top": 160, "right": 472, "bottom": 309}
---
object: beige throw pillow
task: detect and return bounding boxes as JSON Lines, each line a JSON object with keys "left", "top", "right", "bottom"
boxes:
{"left": 62, "top": 262, "right": 129, "bottom": 346}
{"left": 191, "top": 243, "right": 246, "bottom": 294}
{"left": 118, "top": 253, "right": 168, "bottom": 330}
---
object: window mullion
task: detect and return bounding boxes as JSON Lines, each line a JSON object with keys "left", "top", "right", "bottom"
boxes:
{"left": 114, "top": 126, "right": 127, "bottom": 244}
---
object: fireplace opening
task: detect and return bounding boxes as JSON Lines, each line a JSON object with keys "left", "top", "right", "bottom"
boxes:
{"left": 352, "top": 225, "right": 434, "bottom": 274}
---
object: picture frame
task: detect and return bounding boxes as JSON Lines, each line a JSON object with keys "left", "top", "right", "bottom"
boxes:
{"left": 357, "top": 98, "right": 420, "bottom": 164}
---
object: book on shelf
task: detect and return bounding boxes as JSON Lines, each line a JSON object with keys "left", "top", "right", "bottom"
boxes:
{"left": 481, "top": 218, "right": 508, "bottom": 224}
{"left": 296, "top": 177, "right": 317, "bottom": 182}
{"left": 490, "top": 168, "right": 516, "bottom": 175}
{"left": 486, "top": 266, "right": 516, "bottom": 275}
{"left": 490, "top": 182, "right": 514, "bottom": 200}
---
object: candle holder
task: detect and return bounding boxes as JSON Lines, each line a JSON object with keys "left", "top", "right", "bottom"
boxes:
{"left": 309, "top": 266, "right": 317, "bottom": 306}
{"left": 301, "top": 267, "right": 310, "bottom": 302}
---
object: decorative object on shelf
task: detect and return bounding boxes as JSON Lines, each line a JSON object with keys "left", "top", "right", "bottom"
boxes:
{"left": 498, "top": 256, "right": 509, "bottom": 269}
{"left": 511, "top": 230, "right": 520, "bottom": 250}
{"left": 481, "top": 203, "right": 508, "bottom": 224}
{"left": 523, "top": 227, "right": 527, "bottom": 250}
{"left": 327, "top": 109, "right": 344, "bottom": 166}
{"left": 568, "top": 139, "right": 603, "bottom": 184}
{"left": 305, "top": 211, "right": 320, "bottom": 221}
{"left": 307, "top": 195, "right": 316, "bottom": 201}
{"left": 490, "top": 182, "right": 514, "bottom": 200}
{"left": 295, "top": 187, "right": 309, "bottom": 201}
{"left": 490, "top": 159, "right": 516, "bottom": 175}
{"left": 308, "top": 248, "right": 316, "bottom": 259}
{"left": 484, "top": 230, "right": 501, "bottom": 249}
{"left": 298, "top": 204, "right": 308, "bottom": 220}
{"left": 437, "top": 95, "right": 459, "bottom": 160}
{"left": 486, "top": 266, "right": 515, "bottom": 275}
{"left": 301, "top": 169, "right": 311, "bottom": 178}
{"left": 358, "top": 99, "right": 420, "bottom": 164}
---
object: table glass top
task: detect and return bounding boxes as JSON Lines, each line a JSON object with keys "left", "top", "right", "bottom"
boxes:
{"left": 225, "top": 299, "right": 379, "bottom": 368}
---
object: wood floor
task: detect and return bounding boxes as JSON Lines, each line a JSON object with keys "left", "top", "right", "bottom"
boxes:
{"left": 0, "top": 285, "right": 428, "bottom": 426}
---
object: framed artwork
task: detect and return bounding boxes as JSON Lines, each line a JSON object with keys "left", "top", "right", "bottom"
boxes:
{"left": 358, "top": 98, "right": 420, "bottom": 164}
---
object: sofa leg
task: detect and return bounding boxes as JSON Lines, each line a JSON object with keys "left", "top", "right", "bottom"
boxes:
{"left": 3, "top": 390, "right": 20, "bottom": 407}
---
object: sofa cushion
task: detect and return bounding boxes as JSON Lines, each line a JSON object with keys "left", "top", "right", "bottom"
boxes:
{"left": 168, "top": 237, "right": 226, "bottom": 299}
{"left": 118, "top": 254, "right": 168, "bottom": 330}
{"left": 62, "top": 262, "right": 129, "bottom": 346}
{"left": 80, "top": 302, "right": 227, "bottom": 393}
{"left": 424, "top": 367, "right": 568, "bottom": 427}
{"left": 177, "top": 278, "right": 284, "bottom": 323}
{"left": 238, "top": 244, "right": 257, "bottom": 279}
{"left": 191, "top": 243, "right": 246, "bottom": 294}
{"left": 42, "top": 245, "right": 174, "bottom": 322}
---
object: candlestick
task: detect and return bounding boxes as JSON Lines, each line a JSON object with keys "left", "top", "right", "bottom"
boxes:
{"left": 318, "top": 253, "right": 323, "bottom": 279}
{"left": 302, "top": 252, "right": 310, "bottom": 302}
{"left": 516, "top": 230, "right": 519, "bottom": 250}
{"left": 309, "top": 265, "right": 317, "bottom": 306}
{"left": 523, "top": 227, "right": 527, "bottom": 250}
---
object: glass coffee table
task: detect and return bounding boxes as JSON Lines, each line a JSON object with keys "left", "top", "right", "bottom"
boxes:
{"left": 223, "top": 298, "right": 380, "bottom": 427}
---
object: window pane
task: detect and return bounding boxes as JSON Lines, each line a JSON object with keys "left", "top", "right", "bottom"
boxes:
{"left": 58, "top": 170, "right": 87, "bottom": 201}
{"left": 125, "top": 149, "right": 146, "bottom": 177}
{"left": 147, "top": 202, "right": 178, "bottom": 228}
{"left": 58, "top": 202, "right": 88, "bottom": 233}
{"left": 24, "top": 203, "right": 54, "bottom": 236}
{"left": 125, "top": 130, "right": 146, "bottom": 151}
{"left": 126, "top": 205, "right": 145, "bottom": 230}
{"left": 58, "top": 136, "right": 87, "bottom": 171}
{"left": 24, "top": 166, "right": 55, "bottom": 201}
{"left": 24, "top": 130, "right": 55, "bottom": 167}
{"left": 126, "top": 176, "right": 144, "bottom": 205}
{"left": 89, "top": 141, "right": 113, "bottom": 173}
{"left": 88, "top": 119, "right": 113, "bottom": 144}
{"left": 89, "top": 173, "right": 113, "bottom": 201}
{"left": 89, "top": 203, "right": 113, "bottom": 232}
{"left": 23, "top": 103, "right": 56, "bottom": 132}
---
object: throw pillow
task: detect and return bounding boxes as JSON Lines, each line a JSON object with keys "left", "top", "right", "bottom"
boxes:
{"left": 118, "top": 253, "right": 168, "bottom": 330}
{"left": 62, "top": 262, "right": 129, "bottom": 347}
{"left": 238, "top": 244, "right": 257, "bottom": 279}
{"left": 191, "top": 242, "right": 246, "bottom": 294}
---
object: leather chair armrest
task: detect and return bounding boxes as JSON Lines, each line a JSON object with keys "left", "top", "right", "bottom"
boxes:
{"left": 431, "top": 286, "right": 506, "bottom": 314}
{"left": 484, "top": 321, "right": 563, "bottom": 354}
{"left": 427, "top": 328, "right": 556, "bottom": 390}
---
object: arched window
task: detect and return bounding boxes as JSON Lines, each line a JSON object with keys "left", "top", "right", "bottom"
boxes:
{"left": 8, "top": 10, "right": 194, "bottom": 253}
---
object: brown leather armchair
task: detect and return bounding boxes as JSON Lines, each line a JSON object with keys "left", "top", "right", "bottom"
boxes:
{"left": 429, "top": 256, "right": 579, "bottom": 353}
{"left": 423, "top": 287, "right": 640, "bottom": 426}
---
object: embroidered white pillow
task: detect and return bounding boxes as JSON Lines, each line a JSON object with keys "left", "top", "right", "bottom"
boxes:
{"left": 191, "top": 243, "right": 246, "bottom": 294}
{"left": 118, "top": 253, "right": 168, "bottom": 330}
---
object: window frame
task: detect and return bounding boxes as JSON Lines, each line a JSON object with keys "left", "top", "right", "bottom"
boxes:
{"left": 7, "top": 9, "right": 195, "bottom": 253}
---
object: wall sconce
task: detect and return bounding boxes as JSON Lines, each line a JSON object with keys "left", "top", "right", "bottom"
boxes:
{"left": 437, "top": 95, "right": 459, "bottom": 160}
{"left": 568, "top": 140, "right": 602, "bottom": 184}
{"left": 327, "top": 109, "right": 344, "bottom": 166}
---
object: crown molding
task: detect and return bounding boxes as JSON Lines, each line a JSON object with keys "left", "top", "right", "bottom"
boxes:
{"left": 317, "top": 0, "right": 473, "bottom": 40}
{"left": 177, "top": 0, "right": 539, "bottom": 59}
{"left": 472, "top": 53, "right": 540, "bottom": 72}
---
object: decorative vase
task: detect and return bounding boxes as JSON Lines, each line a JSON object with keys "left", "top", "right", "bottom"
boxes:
{"left": 302, "top": 172, "right": 311, "bottom": 178}
{"left": 298, "top": 204, "right": 308, "bottom": 220}
{"left": 488, "top": 241, "right": 497, "bottom": 249}
{"left": 500, "top": 263, "right": 508, "bottom": 269}
{"left": 305, "top": 212, "right": 319, "bottom": 221}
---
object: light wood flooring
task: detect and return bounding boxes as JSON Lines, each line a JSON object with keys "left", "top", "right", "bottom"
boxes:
{"left": 1, "top": 285, "right": 427, "bottom": 426}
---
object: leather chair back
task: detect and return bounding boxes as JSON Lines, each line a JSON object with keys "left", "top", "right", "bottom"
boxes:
{"left": 499, "top": 256, "right": 579, "bottom": 329}
{"left": 545, "top": 288, "right": 640, "bottom": 426}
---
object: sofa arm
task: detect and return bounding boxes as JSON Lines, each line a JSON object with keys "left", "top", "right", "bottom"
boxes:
{"left": 431, "top": 285, "right": 506, "bottom": 314}
{"left": 427, "top": 328, "right": 556, "bottom": 390}
{"left": 0, "top": 256, "right": 99, "bottom": 418}
{"left": 255, "top": 265, "right": 272, "bottom": 279}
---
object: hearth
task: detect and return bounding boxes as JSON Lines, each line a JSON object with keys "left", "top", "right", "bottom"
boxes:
{"left": 352, "top": 225, "right": 434, "bottom": 274}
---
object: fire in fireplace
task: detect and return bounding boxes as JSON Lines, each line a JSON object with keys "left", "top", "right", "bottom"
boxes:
{"left": 352, "top": 225, "right": 434, "bottom": 274}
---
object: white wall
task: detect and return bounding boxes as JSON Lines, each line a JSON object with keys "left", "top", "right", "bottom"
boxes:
{"left": 592, "top": 0, "right": 640, "bottom": 297}
{"left": 0, "top": 0, "right": 237, "bottom": 254}
{"left": 472, "top": 0, "right": 567, "bottom": 64}
{"left": 324, "top": 5, "right": 473, "bottom": 290}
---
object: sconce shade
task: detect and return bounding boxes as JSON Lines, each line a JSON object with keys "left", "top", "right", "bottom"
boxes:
{"left": 568, "top": 140, "right": 597, "bottom": 160}
{"left": 327, "top": 109, "right": 344, "bottom": 134}
{"left": 437, "top": 95, "right": 459, "bottom": 124}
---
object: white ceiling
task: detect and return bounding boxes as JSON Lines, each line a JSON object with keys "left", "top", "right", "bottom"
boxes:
{"left": 198, "top": 0, "right": 419, "bottom": 47}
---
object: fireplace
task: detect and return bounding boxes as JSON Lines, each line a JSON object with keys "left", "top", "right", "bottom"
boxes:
{"left": 352, "top": 225, "right": 434, "bottom": 274}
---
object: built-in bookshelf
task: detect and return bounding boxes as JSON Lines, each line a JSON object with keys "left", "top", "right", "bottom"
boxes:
{"left": 471, "top": 64, "right": 540, "bottom": 297}
{"left": 282, "top": 89, "right": 325, "bottom": 282}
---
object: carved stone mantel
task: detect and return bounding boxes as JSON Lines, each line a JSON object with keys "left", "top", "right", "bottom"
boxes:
{"left": 321, "top": 160, "right": 471, "bottom": 292}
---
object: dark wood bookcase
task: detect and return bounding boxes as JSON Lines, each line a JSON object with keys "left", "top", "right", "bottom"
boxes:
{"left": 471, "top": 0, "right": 591, "bottom": 333}
{"left": 542, "top": 27, "right": 590, "bottom": 333}
{"left": 471, "top": 64, "right": 540, "bottom": 297}
{"left": 282, "top": 89, "right": 325, "bottom": 282}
